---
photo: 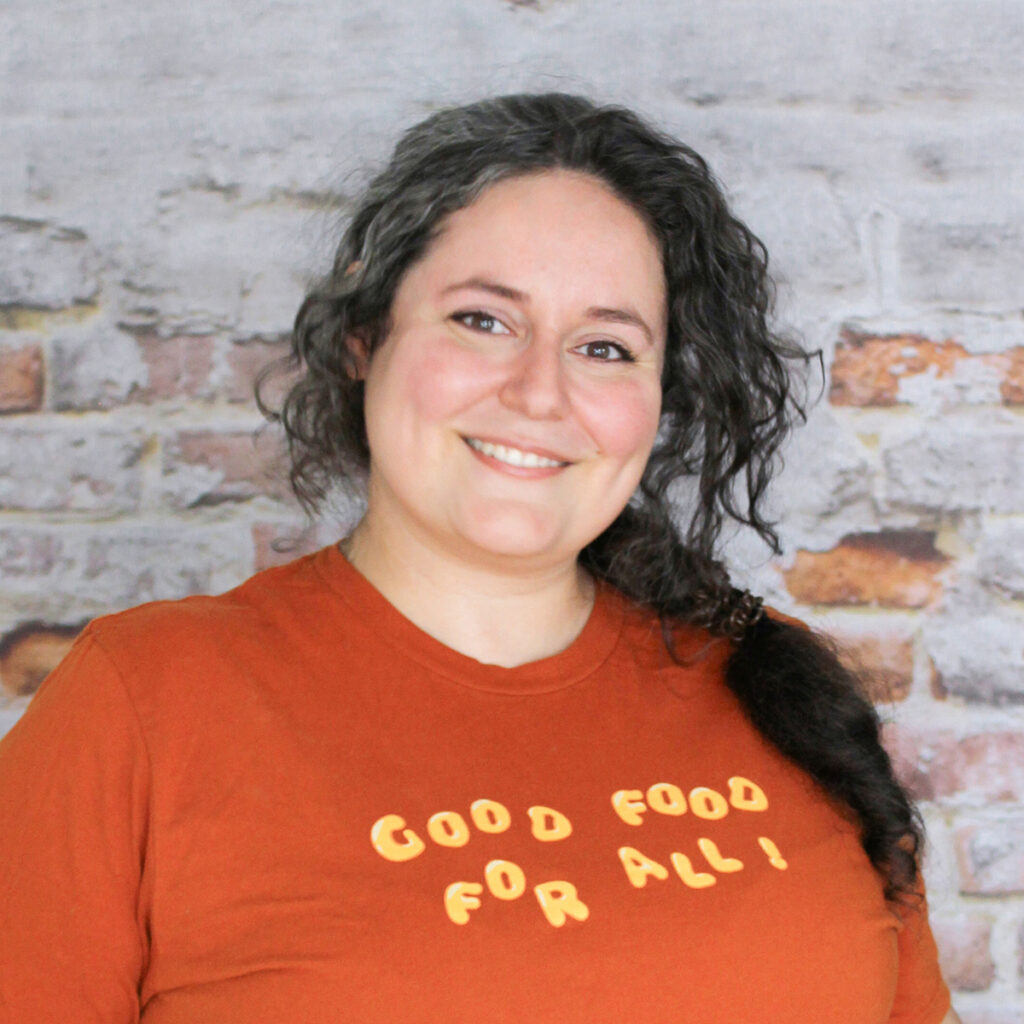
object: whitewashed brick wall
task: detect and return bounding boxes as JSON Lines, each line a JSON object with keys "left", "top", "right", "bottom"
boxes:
{"left": 2, "top": 2, "right": 1023, "bottom": 1017}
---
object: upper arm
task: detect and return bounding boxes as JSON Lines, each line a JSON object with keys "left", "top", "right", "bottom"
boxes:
{"left": 886, "top": 879, "right": 955, "bottom": 1024}
{"left": 0, "top": 631, "right": 148, "bottom": 1022}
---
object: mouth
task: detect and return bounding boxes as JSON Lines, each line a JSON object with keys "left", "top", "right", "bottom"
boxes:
{"left": 463, "top": 436, "right": 571, "bottom": 469}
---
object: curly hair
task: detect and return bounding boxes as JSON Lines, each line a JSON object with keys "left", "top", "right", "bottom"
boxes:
{"left": 259, "top": 92, "right": 923, "bottom": 905}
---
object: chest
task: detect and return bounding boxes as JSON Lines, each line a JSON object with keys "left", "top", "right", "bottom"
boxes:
{"left": 137, "top": 668, "right": 902, "bottom": 1023}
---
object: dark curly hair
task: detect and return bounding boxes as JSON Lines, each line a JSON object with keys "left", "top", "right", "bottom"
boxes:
{"left": 259, "top": 92, "right": 923, "bottom": 905}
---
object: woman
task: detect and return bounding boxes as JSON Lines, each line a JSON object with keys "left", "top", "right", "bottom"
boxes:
{"left": 0, "top": 93, "right": 957, "bottom": 1022}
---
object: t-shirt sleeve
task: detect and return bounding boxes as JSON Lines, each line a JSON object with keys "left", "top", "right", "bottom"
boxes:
{"left": 0, "top": 628, "right": 148, "bottom": 1024}
{"left": 888, "top": 884, "right": 952, "bottom": 1024}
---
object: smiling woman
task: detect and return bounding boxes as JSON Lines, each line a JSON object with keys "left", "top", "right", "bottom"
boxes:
{"left": 347, "top": 170, "right": 667, "bottom": 645}
{"left": 0, "top": 93, "right": 957, "bottom": 1023}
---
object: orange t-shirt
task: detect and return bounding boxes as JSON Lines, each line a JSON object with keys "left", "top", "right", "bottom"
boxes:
{"left": 0, "top": 545, "right": 950, "bottom": 1023}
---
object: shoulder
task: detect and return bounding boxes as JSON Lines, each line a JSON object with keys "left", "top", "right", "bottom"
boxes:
{"left": 610, "top": 590, "right": 730, "bottom": 675}
{"left": 83, "top": 546, "right": 342, "bottom": 686}
{"left": 608, "top": 590, "right": 816, "bottom": 684}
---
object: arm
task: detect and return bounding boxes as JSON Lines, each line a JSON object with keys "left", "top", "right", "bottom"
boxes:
{"left": 886, "top": 876, "right": 956, "bottom": 1024}
{"left": 0, "top": 630, "right": 148, "bottom": 1022}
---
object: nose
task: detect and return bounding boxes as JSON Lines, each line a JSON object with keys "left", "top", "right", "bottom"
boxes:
{"left": 498, "top": 338, "right": 570, "bottom": 420}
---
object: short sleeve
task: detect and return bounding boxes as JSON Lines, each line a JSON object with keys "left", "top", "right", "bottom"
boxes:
{"left": 0, "top": 629, "right": 149, "bottom": 1024}
{"left": 888, "top": 884, "right": 952, "bottom": 1024}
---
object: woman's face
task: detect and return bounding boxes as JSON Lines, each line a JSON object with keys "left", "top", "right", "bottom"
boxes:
{"left": 358, "top": 169, "right": 667, "bottom": 572}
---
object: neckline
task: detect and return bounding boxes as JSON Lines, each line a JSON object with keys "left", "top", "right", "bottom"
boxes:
{"left": 312, "top": 543, "right": 627, "bottom": 695}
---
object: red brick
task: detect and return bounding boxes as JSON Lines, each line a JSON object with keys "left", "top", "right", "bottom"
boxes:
{"left": 931, "top": 912, "right": 995, "bottom": 991}
{"left": 835, "top": 632, "right": 914, "bottom": 702}
{"left": 164, "top": 429, "right": 291, "bottom": 506}
{"left": 931, "top": 733, "right": 1024, "bottom": 803}
{"left": 832, "top": 329, "right": 1024, "bottom": 409}
{"left": 0, "top": 344, "right": 44, "bottom": 413}
{"left": 136, "top": 333, "right": 216, "bottom": 401}
{"left": 783, "top": 531, "right": 948, "bottom": 608}
{"left": 986, "top": 347, "right": 1024, "bottom": 405}
{"left": 252, "top": 521, "right": 340, "bottom": 571}
{"left": 0, "top": 621, "right": 85, "bottom": 697}
{"left": 882, "top": 729, "right": 1024, "bottom": 804}
{"left": 830, "top": 330, "right": 968, "bottom": 406}
{"left": 880, "top": 724, "right": 936, "bottom": 802}
{"left": 225, "top": 336, "right": 292, "bottom": 406}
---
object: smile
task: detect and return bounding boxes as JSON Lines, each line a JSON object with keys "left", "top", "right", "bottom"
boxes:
{"left": 464, "top": 437, "right": 570, "bottom": 469}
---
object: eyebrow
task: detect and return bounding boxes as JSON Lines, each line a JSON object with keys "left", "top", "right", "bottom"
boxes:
{"left": 440, "top": 276, "right": 656, "bottom": 345}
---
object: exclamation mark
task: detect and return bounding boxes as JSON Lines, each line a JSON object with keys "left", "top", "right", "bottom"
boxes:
{"left": 758, "top": 836, "right": 788, "bottom": 870}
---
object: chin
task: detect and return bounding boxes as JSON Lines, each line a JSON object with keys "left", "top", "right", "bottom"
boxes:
{"left": 454, "top": 511, "right": 575, "bottom": 563}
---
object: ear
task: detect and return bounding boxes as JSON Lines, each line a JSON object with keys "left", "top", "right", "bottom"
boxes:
{"left": 341, "top": 260, "right": 368, "bottom": 379}
{"left": 344, "top": 333, "right": 370, "bottom": 381}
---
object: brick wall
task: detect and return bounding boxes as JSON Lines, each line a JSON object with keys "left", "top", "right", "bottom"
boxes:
{"left": 2, "top": 1, "right": 1023, "bottom": 1017}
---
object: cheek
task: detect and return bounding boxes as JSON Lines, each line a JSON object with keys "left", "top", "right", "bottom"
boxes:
{"left": 371, "top": 338, "right": 500, "bottom": 429}
{"left": 581, "top": 380, "right": 662, "bottom": 460}
{"left": 412, "top": 345, "right": 500, "bottom": 423}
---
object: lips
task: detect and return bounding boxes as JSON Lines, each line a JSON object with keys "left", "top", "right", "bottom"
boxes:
{"left": 462, "top": 436, "right": 572, "bottom": 469}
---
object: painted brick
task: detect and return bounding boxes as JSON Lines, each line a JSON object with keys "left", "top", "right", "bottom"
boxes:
{"left": 1020, "top": 920, "right": 1024, "bottom": 994}
{"left": 731, "top": 174, "right": 866, "bottom": 298}
{"left": 783, "top": 531, "right": 947, "bottom": 608}
{"left": 79, "top": 527, "right": 252, "bottom": 605}
{"left": 162, "top": 429, "right": 291, "bottom": 508}
{"left": 119, "top": 193, "right": 309, "bottom": 334}
{"left": 900, "top": 221, "right": 1024, "bottom": 311}
{"left": 54, "top": 329, "right": 220, "bottom": 408}
{"left": 0, "top": 343, "right": 44, "bottom": 412}
{"left": 930, "top": 912, "right": 995, "bottom": 991}
{"left": 0, "top": 429, "right": 144, "bottom": 512}
{"left": 955, "top": 816, "right": 1024, "bottom": 895}
{"left": 882, "top": 416, "right": 1024, "bottom": 515}
{"left": 924, "top": 596, "right": 1024, "bottom": 705}
{"left": 0, "top": 216, "right": 98, "bottom": 309}
{"left": 0, "top": 529, "right": 62, "bottom": 580}
{"left": 51, "top": 324, "right": 147, "bottom": 410}
{"left": 8, "top": 0, "right": 1024, "bottom": 120}
{"left": 0, "top": 621, "right": 84, "bottom": 697}
{"left": 960, "top": 1010, "right": 1024, "bottom": 1024}
{"left": 225, "top": 335, "right": 291, "bottom": 406}
{"left": 976, "top": 519, "right": 1024, "bottom": 600}
{"left": 773, "top": 408, "right": 876, "bottom": 550}
{"left": 0, "top": 525, "right": 251, "bottom": 616}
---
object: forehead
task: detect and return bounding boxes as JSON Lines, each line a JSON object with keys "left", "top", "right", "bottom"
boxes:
{"left": 404, "top": 170, "right": 666, "bottom": 323}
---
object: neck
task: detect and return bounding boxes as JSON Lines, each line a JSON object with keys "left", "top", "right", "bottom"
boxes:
{"left": 340, "top": 519, "right": 595, "bottom": 668}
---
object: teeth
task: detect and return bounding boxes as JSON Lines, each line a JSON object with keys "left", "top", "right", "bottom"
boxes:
{"left": 466, "top": 437, "right": 566, "bottom": 468}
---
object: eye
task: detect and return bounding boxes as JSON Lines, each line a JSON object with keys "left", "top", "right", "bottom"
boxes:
{"left": 451, "top": 310, "right": 512, "bottom": 335}
{"left": 576, "top": 340, "right": 636, "bottom": 363}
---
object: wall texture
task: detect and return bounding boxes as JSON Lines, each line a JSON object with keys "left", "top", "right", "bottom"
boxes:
{"left": 2, "top": 1, "right": 1023, "bottom": 1017}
